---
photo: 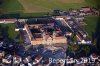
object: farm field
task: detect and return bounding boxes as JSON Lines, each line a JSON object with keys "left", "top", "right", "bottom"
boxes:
{"left": 0, "top": 0, "right": 95, "bottom": 13}
{"left": 18, "top": 0, "right": 88, "bottom": 12}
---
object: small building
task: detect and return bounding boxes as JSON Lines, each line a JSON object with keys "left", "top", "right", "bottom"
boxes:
{"left": 75, "top": 16, "right": 84, "bottom": 22}
{"left": 15, "top": 21, "right": 26, "bottom": 31}
{"left": 79, "top": 12, "right": 86, "bottom": 16}
{"left": 13, "top": 55, "right": 22, "bottom": 65}
{"left": 0, "top": 19, "right": 17, "bottom": 24}
{"left": 20, "top": 63, "right": 25, "bottom": 66}
{"left": 33, "top": 55, "right": 43, "bottom": 65}
{"left": 81, "top": 7, "right": 91, "bottom": 13}
{"left": 23, "top": 56, "right": 32, "bottom": 63}
{"left": 0, "top": 51, "right": 5, "bottom": 59}
{"left": 2, "top": 54, "right": 12, "bottom": 65}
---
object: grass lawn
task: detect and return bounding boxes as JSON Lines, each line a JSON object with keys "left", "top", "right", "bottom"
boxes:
{"left": 20, "top": 12, "right": 51, "bottom": 17}
{"left": 0, "top": 0, "right": 91, "bottom": 13}
{"left": 85, "top": 0, "right": 98, "bottom": 7}
{"left": 0, "top": 0, "right": 98, "bottom": 17}
{"left": 18, "top": 0, "right": 88, "bottom": 12}
{"left": 0, "top": 0, "right": 24, "bottom": 13}
{"left": 0, "top": 23, "right": 18, "bottom": 39}
{"left": 0, "top": 0, "right": 98, "bottom": 14}
{"left": 84, "top": 16, "right": 99, "bottom": 36}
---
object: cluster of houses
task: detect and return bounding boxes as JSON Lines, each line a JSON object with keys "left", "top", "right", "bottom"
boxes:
{"left": 56, "top": 7, "right": 100, "bottom": 44}
{"left": 0, "top": 48, "right": 100, "bottom": 66}
{"left": 0, "top": 45, "right": 66, "bottom": 66}
{"left": 59, "top": 16, "right": 91, "bottom": 44}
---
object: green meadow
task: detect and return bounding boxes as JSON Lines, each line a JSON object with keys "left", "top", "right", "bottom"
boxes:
{"left": 0, "top": 23, "right": 18, "bottom": 39}
{"left": 85, "top": 16, "right": 99, "bottom": 36}
{"left": 0, "top": 0, "right": 96, "bottom": 13}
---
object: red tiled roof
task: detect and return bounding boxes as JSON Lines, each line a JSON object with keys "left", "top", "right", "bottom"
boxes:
{"left": 35, "top": 38, "right": 43, "bottom": 41}
{"left": 81, "top": 8, "right": 91, "bottom": 12}
{"left": 55, "top": 36, "right": 64, "bottom": 39}
{"left": 0, "top": 19, "right": 17, "bottom": 21}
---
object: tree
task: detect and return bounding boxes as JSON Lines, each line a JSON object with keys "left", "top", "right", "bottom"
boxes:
{"left": 95, "top": 17, "right": 100, "bottom": 55}
{"left": 1, "top": 26, "right": 9, "bottom": 38}
{"left": 53, "top": 10, "right": 60, "bottom": 16}
{"left": 68, "top": 44, "right": 79, "bottom": 55}
{"left": 0, "top": 0, "right": 3, "bottom": 4}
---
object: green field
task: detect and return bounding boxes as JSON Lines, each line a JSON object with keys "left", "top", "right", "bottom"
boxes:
{"left": 0, "top": 23, "right": 18, "bottom": 39}
{"left": 0, "top": 0, "right": 96, "bottom": 13}
{"left": 85, "top": 0, "right": 98, "bottom": 7}
{"left": 18, "top": 0, "right": 88, "bottom": 12}
{"left": 84, "top": 16, "right": 99, "bottom": 36}
{"left": 0, "top": 0, "right": 24, "bottom": 13}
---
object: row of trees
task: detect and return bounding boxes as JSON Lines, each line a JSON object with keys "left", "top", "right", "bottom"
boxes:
{"left": 0, "top": 0, "right": 4, "bottom": 14}
{"left": 95, "top": 17, "right": 100, "bottom": 55}
{"left": 91, "top": 0, "right": 100, "bottom": 55}
{"left": 0, "top": 25, "right": 9, "bottom": 39}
